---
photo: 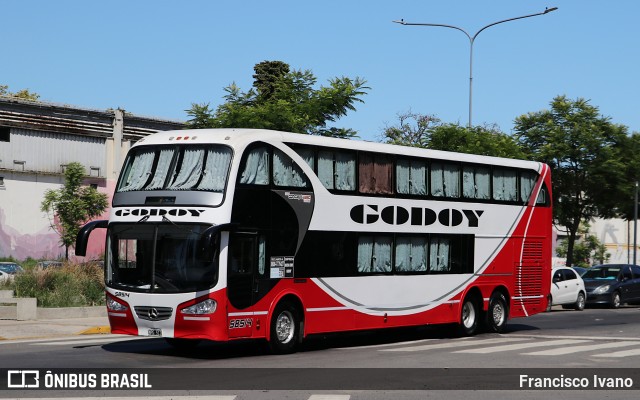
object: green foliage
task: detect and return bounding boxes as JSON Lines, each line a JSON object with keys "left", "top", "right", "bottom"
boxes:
{"left": 0, "top": 263, "right": 105, "bottom": 307}
{"left": 514, "top": 95, "right": 629, "bottom": 267}
{"left": 382, "top": 110, "right": 526, "bottom": 158}
{"left": 186, "top": 60, "right": 369, "bottom": 138}
{"left": 556, "top": 222, "right": 610, "bottom": 268}
{"left": 0, "top": 84, "right": 40, "bottom": 101}
{"left": 40, "top": 162, "right": 108, "bottom": 259}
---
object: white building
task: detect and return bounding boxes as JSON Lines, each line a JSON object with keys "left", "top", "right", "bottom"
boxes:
{"left": 0, "top": 97, "right": 183, "bottom": 260}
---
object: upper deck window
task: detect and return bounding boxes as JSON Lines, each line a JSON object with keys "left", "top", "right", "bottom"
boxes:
{"left": 117, "top": 145, "right": 232, "bottom": 192}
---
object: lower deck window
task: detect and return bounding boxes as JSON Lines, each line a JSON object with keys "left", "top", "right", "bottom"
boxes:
{"left": 296, "top": 231, "right": 474, "bottom": 277}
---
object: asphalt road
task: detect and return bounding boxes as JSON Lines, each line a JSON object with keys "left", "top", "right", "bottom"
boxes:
{"left": 2, "top": 306, "right": 639, "bottom": 399}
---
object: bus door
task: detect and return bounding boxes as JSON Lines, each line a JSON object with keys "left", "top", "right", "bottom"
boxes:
{"left": 227, "top": 232, "right": 266, "bottom": 338}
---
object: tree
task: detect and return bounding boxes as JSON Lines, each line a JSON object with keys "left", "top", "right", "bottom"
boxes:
{"left": 382, "top": 110, "right": 526, "bottom": 158}
{"left": 0, "top": 84, "right": 40, "bottom": 101}
{"left": 41, "top": 162, "right": 108, "bottom": 259}
{"left": 555, "top": 222, "right": 610, "bottom": 268}
{"left": 186, "top": 61, "right": 369, "bottom": 138}
{"left": 514, "top": 96, "right": 628, "bottom": 267}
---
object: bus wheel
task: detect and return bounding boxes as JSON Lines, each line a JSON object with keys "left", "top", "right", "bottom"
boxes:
{"left": 459, "top": 295, "right": 480, "bottom": 336}
{"left": 269, "top": 301, "right": 300, "bottom": 354}
{"left": 485, "top": 292, "right": 509, "bottom": 333}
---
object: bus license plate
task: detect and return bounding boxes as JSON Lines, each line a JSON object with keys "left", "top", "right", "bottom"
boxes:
{"left": 148, "top": 328, "right": 162, "bottom": 337}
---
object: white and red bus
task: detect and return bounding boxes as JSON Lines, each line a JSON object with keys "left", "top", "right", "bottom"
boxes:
{"left": 76, "top": 128, "right": 552, "bottom": 353}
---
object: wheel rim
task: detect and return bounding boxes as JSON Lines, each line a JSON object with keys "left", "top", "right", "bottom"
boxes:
{"left": 275, "top": 310, "right": 295, "bottom": 344}
{"left": 462, "top": 301, "right": 476, "bottom": 328}
{"left": 613, "top": 293, "right": 621, "bottom": 308}
{"left": 492, "top": 302, "right": 505, "bottom": 326}
{"left": 577, "top": 294, "right": 585, "bottom": 309}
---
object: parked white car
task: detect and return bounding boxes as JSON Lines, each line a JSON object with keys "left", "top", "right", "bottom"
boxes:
{"left": 0, "top": 269, "right": 12, "bottom": 282}
{"left": 547, "top": 267, "right": 586, "bottom": 311}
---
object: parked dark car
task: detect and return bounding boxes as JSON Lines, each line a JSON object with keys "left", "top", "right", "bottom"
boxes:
{"left": 0, "top": 262, "right": 24, "bottom": 275}
{"left": 582, "top": 264, "right": 640, "bottom": 308}
{"left": 572, "top": 266, "right": 587, "bottom": 276}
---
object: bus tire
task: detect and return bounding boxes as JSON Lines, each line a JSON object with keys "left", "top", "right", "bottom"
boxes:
{"left": 459, "top": 295, "right": 480, "bottom": 336}
{"left": 485, "top": 292, "right": 509, "bottom": 333}
{"left": 269, "top": 301, "right": 300, "bottom": 354}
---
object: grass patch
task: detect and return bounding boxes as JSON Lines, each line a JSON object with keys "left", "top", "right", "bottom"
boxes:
{"left": 0, "top": 262, "right": 105, "bottom": 308}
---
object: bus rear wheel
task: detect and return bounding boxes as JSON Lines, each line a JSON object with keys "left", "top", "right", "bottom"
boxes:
{"left": 269, "top": 301, "right": 301, "bottom": 354}
{"left": 459, "top": 295, "right": 480, "bottom": 336}
{"left": 485, "top": 292, "right": 509, "bottom": 333}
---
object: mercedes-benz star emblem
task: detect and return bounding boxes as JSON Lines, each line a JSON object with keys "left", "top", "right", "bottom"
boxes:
{"left": 148, "top": 308, "right": 159, "bottom": 320}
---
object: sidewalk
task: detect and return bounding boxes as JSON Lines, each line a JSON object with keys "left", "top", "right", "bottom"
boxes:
{"left": 0, "top": 316, "right": 110, "bottom": 340}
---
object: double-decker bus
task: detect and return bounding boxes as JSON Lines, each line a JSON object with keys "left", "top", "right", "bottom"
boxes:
{"left": 76, "top": 128, "right": 552, "bottom": 353}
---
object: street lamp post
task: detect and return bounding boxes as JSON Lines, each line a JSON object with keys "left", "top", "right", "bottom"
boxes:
{"left": 393, "top": 7, "right": 558, "bottom": 128}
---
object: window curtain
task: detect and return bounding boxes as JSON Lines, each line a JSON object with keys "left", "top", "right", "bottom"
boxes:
{"left": 357, "top": 236, "right": 374, "bottom": 272}
{"left": 396, "top": 160, "right": 411, "bottom": 194}
{"left": 429, "top": 237, "right": 450, "bottom": 272}
{"left": 145, "top": 149, "right": 175, "bottom": 190}
{"left": 493, "top": 169, "right": 517, "bottom": 201}
{"left": 396, "top": 237, "right": 427, "bottom": 272}
{"left": 258, "top": 236, "right": 266, "bottom": 275}
{"left": 335, "top": 152, "right": 355, "bottom": 190}
{"left": 197, "top": 148, "right": 232, "bottom": 191}
{"left": 273, "top": 149, "right": 308, "bottom": 187}
{"left": 168, "top": 148, "right": 205, "bottom": 190}
{"left": 462, "top": 166, "right": 490, "bottom": 199}
{"left": 295, "top": 148, "right": 315, "bottom": 170}
{"left": 318, "top": 151, "right": 334, "bottom": 189}
{"left": 520, "top": 171, "right": 536, "bottom": 203}
{"left": 357, "top": 236, "right": 392, "bottom": 273}
{"left": 119, "top": 150, "right": 155, "bottom": 191}
{"left": 432, "top": 163, "right": 459, "bottom": 197}
{"left": 240, "top": 148, "right": 269, "bottom": 185}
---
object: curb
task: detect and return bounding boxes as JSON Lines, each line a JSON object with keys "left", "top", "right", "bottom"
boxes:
{"left": 78, "top": 326, "right": 111, "bottom": 335}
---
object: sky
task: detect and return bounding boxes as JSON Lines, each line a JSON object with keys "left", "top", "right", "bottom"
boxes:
{"left": 2, "top": 0, "right": 639, "bottom": 142}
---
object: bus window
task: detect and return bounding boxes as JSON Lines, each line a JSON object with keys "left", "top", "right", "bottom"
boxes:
{"left": 493, "top": 168, "right": 518, "bottom": 202}
{"left": 359, "top": 153, "right": 394, "bottom": 195}
{"left": 273, "top": 149, "right": 309, "bottom": 188}
{"left": 117, "top": 145, "right": 232, "bottom": 192}
{"left": 429, "top": 236, "right": 451, "bottom": 272}
{"left": 520, "top": 170, "right": 537, "bottom": 204}
{"left": 293, "top": 147, "right": 315, "bottom": 170}
{"left": 396, "top": 159, "right": 427, "bottom": 196}
{"left": 318, "top": 150, "right": 356, "bottom": 191}
{"left": 240, "top": 147, "right": 270, "bottom": 185}
{"left": 357, "top": 236, "right": 392, "bottom": 273}
{"left": 462, "top": 165, "right": 490, "bottom": 200}
{"left": 395, "top": 236, "right": 428, "bottom": 272}
{"left": 431, "top": 162, "right": 460, "bottom": 198}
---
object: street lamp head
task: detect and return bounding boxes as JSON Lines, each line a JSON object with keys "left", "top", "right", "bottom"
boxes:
{"left": 392, "top": 19, "right": 406, "bottom": 25}
{"left": 543, "top": 6, "right": 558, "bottom": 14}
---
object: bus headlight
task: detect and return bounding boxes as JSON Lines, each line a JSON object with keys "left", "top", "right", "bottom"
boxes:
{"left": 593, "top": 285, "right": 611, "bottom": 295}
{"left": 107, "top": 296, "right": 128, "bottom": 312}
{"left": 181, "top": 299, "right": 217, "bottom": 315}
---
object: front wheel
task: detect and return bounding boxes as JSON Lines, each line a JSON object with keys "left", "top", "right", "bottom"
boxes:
{"left": 610, "top": 291, "right": 622, "bottom": 309}
{"left": 485, "top": 292, "right": 509, "bottom": 333}
{"left": 459, "top": 296, "right": 480, "bottom": 336}
{"left": 269, "top": 301, "right": 301, "bottom": 354}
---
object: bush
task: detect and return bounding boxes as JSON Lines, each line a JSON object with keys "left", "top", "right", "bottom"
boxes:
{"left": 3, "top": 262, "right": 105, "bottom": 308}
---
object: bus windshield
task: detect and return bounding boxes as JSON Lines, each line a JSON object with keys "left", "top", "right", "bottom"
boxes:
{"left": 106, "top": 223, "right": 220, "bottom": 293}
{"left": 117, "top": 144, "right": 232, "bottom": 193}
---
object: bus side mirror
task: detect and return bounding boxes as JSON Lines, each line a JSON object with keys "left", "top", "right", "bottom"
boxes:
{"left": 75, "top": 220, "right": 108, "bottom": 256}
{"left": 199, "top": 223, "right": 239, "bottom": 258}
